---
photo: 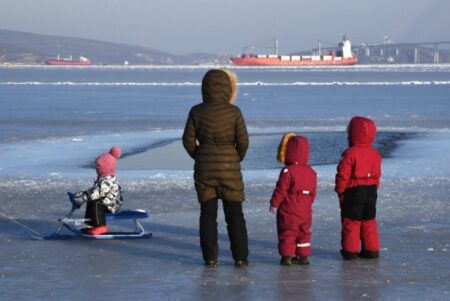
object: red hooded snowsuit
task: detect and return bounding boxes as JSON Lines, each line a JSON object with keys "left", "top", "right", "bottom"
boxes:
{"left": 270, "top": 136, "right": 317, "bottom": 257}
{"left": 335, "top": 116, "right": 381, "bottom": 255}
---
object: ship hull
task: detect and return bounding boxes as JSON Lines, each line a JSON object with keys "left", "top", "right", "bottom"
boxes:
{"left": 230, "top": 56, "right": 357, "bottom": 66}
{"left": 45, "top": 60, "right": 92, "bottom": 66}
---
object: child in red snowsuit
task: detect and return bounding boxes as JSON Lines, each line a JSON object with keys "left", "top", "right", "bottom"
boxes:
{"left": 335, "top": 116, "right": 381, "bottom": 260}
{"left": 270, "top": 133, "right": 317, "bottom": 265}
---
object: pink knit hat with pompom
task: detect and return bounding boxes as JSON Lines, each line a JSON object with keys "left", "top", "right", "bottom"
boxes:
{"left": 109, "top": 146, "right": 122, "bottom": 159}
{"left": 95, "top": 146, "right": 122, "bottom": 177}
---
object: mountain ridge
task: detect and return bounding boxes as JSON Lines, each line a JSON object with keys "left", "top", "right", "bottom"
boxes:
{"left": 0, "top": 29, "right": 228, "bottom": 65}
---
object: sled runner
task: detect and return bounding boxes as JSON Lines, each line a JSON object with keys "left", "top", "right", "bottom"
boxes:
{"left": 61, "top": 209, "right": 152, "bottom": 240}
{"left": 37, "top": 193, "right": 152, "bottom": 240}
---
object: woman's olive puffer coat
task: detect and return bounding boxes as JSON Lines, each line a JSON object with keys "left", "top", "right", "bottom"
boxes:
{"left": 183, "top": 69, "right": 249, "bottom": 202}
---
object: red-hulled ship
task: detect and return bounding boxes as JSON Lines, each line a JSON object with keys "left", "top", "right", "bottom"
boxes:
{"left": 45, "top": 55, "right": 92, "bottom": 66}
{"left": 230, "top": 37, "right": 357, "bottom": 66}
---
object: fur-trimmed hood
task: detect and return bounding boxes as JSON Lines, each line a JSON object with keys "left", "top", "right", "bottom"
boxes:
{"left": 277, "top": 132, "right": 310, "bottom": 165}
{"left": 201, "top": 69, "right": 237, "bottom": 104}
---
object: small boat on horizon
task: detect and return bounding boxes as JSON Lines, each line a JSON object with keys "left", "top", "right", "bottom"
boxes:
{"left": 45, "top": 55, "right": 92, "bottom": 66}
{"left": 230, "top": 37, "right": 358, "bottom": 66}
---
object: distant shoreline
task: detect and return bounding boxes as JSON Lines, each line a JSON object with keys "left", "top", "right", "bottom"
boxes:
{"left": 3, "top": 63, "right": 450, "bottom": 70}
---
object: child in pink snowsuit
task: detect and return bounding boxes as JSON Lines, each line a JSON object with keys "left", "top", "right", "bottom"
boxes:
{"left": 270, "top": 133, "right": 317, "bottom": 265}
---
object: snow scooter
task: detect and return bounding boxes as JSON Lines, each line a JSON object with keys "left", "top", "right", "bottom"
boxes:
{"left": 41, "top": 193, "right": 152, "bottom": 240}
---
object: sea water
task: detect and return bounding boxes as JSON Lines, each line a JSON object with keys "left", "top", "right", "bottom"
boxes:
{"left": 1, "top": 65, "right": 449, "bottom": 178}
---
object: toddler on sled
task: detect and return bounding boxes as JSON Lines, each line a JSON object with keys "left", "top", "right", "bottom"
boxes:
{"left": 69, "top": 146, "right": 123, "bottom": 235}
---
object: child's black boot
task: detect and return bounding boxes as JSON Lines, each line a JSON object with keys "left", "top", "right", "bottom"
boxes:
{"left": 340, "top": 250, "right": 359, "bottom": 260}
{"left": 359, "top": 250, "right": 380, "bottom": 259}
{"left": 280, "top": 256, "right": 292, "bottom": 266}
{"left": 292, "top": 256, "right": 310, "bottom": 265}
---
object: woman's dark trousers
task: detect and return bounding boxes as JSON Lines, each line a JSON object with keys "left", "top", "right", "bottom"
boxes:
{"left": 200, "top": 198, "right": 249, "bottom": 262}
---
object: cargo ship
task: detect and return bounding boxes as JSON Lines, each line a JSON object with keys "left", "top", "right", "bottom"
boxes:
{"left": 45, "top": 55, "right": 92, "bottom": 66}
{"left": 230, "top": 37, "right": 357, "bottom": 66}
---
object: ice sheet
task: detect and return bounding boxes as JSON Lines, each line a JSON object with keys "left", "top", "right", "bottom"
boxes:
{"left": 1, "top": 133, "right": 449, "bottom": 300}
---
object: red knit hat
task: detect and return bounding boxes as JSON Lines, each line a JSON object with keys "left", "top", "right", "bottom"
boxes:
{"left": 95, "top": 146, "right": 122, "bottom": 177}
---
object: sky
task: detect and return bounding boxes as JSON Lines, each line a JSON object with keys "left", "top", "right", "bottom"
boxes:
{"left": 0, "top": 0, "right": 449, "bottom": 55}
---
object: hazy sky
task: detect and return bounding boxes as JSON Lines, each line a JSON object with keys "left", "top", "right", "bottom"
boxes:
{"left": 0, "top": 0, "right": 449, "bottom": 55}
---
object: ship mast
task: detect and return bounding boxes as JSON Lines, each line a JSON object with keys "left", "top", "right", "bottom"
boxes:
{"left": 275, "top": 39, "right": 279, "bottom": 56}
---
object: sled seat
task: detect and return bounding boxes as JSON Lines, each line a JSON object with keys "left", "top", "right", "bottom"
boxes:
{"left": 105, "top": 209, "right": 148, "bottom": 221}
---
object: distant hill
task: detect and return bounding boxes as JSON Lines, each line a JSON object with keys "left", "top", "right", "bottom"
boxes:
{"left": 0, "top": 29, "right": 228, "bottom": 65}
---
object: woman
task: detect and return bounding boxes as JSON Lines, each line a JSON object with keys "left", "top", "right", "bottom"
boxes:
{"left": 182, "top": 69, "right": 249, "bottom": 267}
